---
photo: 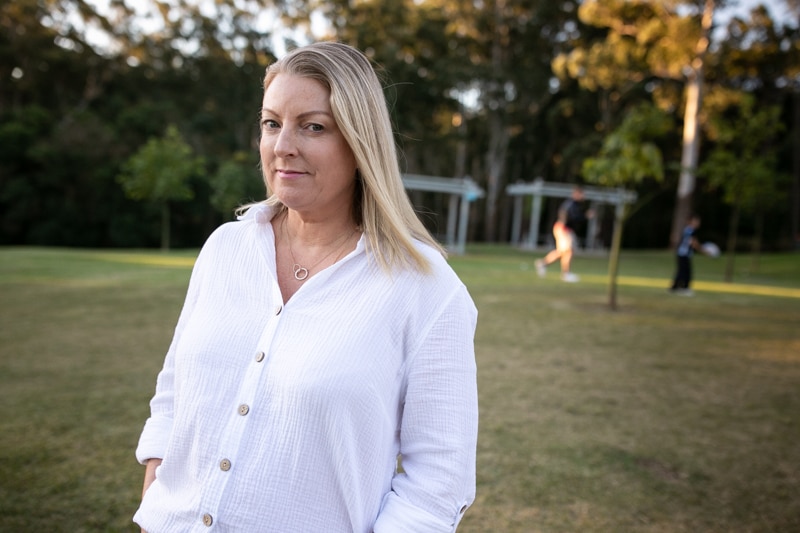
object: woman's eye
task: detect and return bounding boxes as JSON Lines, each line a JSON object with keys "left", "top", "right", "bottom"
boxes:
{"left": 262, "top": 119, "right": 279, "bottom": 129}
{"left": 308, "top": 123, "right": 324, "bottom": 132}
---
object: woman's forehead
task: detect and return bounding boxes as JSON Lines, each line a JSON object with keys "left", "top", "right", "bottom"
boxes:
{"left": 262, "top": 74, "right": 331, "bottom": 109}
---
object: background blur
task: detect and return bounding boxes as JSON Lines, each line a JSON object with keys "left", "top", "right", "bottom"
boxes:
{"left": 2, "top": 0, "right": 799, "bottom": 252}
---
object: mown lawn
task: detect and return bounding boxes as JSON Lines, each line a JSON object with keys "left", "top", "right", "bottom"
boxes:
{"left": 1, "top": 246, "right": 798, "bottom": 532}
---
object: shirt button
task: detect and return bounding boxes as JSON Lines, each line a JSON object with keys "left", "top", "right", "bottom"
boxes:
{"left": 255, "top": 351, "right": 265, "bottom": 362}
{"left": 238, "top": 404, "right": 250, "bottom": 416}
{"left": 274, "top": 305, "right": 282, "bottom": 315}
{"left": 202, "top": 513, "right": 213, "bottom": 526}
{"left": 220, "top": 458, "right": 232, "bottom": 471}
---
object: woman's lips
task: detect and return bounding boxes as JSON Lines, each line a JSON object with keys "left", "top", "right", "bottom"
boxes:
{"left": 277, "top": 169, "right": 306, "bottom": 179}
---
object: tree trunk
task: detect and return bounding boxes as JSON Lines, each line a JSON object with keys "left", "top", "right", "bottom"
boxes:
{"left": 750, "top": 211, "right": 763, "bottom": 273}
{"left": 672, "top": 73, "right": 702, "bottom": 248}
{"left": 671, "top": 0, "right": 715, "bottom": 248}
{"left": 607, "top": 204, "right": 626, "bottom": 311}
{"left": 161, "top": 202, "right": 171, "bottom": 252}
{"left": 483, "top": 112, "right": 509, "bottom": 242}
{"left": 793, "top": 91, "right": 800, "bottom": 250}
{"left": 724, "top": 203, "right": 740, "bottom": 283}
{"left": 482, "top": 0, "right": 510, "bottom": 243}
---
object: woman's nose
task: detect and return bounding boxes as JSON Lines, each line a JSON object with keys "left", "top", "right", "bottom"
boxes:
{"left": 273, "top": 128, "right": 297, "bottom": 157}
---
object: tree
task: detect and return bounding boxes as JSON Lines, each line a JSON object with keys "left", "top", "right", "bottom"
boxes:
{"left": 673, "top": 0, "right": 715, "bottom": 250}
{"left": 3, "top": 0, "right": 797, "bottom": 252}
{"left": 449, "top": 0, "right": 577, "bottom": 242}
{"left": 117, "top": 125, "right": 204, "bottom": 250}
{"left": 582, "top": 102, "right": 673, "bottom": 309}
{"left": 699, "top": 95, "right": 786, "bottom": 281}
{"left": 209, "top": 151, "right": 264, "bottom": 219}
{"left": 553, "top": 0, "right": 729, "bottom": 247}
{"left": 712, "top": 4, "right": 800, "bottom": 250}
{"left": 1, "top": 0, "right": 273, "bottom": 247}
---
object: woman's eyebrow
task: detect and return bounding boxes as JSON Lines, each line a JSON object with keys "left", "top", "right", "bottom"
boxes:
{"left": 261, "top": 108, "right": 333, "bottom": 120}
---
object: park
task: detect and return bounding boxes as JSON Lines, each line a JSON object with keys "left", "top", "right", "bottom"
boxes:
{"left": 1, "top": 246, "right": 798, "bottom": 531}
{"left": 3, "top": 0, "right": 800, "bottom": 531}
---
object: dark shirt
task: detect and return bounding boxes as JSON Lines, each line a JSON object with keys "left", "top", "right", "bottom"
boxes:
{"left": 560, "top": 199, "right": 588, "bottom": 232}
{"left": 677, "top": 225, "right": 697, "bottom": 257}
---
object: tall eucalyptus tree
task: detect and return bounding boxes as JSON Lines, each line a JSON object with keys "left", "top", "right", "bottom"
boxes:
{"left": 552, "top": 0, "right": 732, "bottom": 248}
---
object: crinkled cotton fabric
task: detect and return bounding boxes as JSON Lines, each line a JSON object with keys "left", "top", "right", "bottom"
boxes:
{"left": 134, "top": 204, "right": 479, "bottom": 533}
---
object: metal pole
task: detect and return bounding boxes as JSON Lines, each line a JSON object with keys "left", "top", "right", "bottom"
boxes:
{"left": 457, "top": 194, "right": 470, "bottom": 255}
{"left": 447, "top": 194, "right": 459, "bottom": 248}
{"left": 528, "top": 194, "right": 542, "bottom": 248}
{"left": 587, "top": 201, "right": 599, "bottom": 250}
{"left": 511, "top": 195, "right": 522, "bottom": 244}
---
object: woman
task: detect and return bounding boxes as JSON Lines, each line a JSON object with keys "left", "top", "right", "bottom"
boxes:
{"left": 134, "top": 42, "right": 478, "bottom": 532}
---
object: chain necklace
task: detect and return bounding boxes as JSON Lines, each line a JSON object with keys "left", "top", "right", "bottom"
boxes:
{"left": 283, "top": 216, "right": 357, "bottom": 281}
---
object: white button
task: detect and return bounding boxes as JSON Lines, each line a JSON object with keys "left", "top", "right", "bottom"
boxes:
{"left": 238, "top": 404, "right": 250, "bottom": 416}
{"left": 255, "top": 351, "right": 265, "bottom": 362}
{"left": 220, "top": 458, "right": 231, "bottom": 471}
{"left": 202, "top": 513, "right": 213, "bottom": 526}
{"left": 274, "top": 305, "right": 282, "bottom": 315}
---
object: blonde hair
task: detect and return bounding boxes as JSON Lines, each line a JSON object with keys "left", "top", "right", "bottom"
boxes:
{"left": 250, "top": 41, "right": 444, "bottom": 273}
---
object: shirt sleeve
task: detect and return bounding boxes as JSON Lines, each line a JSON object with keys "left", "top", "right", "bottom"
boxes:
{"left": 134, "top": 245, "right": 208, "bottom": 465}
{"left": 374, "top": 284, "right": 479, "bottom": 532}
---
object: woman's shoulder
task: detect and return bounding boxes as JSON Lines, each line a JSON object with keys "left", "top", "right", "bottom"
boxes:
{"left": 396, "top": 239, "right": 476, "bottom": 321}
{"left": 200, "top": 204, "right": 274, "bottom": 254}
{"left": 405, "top": 239, "right": 467, "bottom": 289}
{"left": 220, "top": 203, "right": 273, "bottom": 232}
{"left": 235, "top": 203, "right": 275, "bottom": 225}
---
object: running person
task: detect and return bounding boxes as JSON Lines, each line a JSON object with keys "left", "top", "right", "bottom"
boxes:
{"left": 535, "top": 186, "right": 593, "bottom": 282}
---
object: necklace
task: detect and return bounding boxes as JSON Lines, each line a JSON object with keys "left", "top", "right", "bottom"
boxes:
{"left": 283, "top": 217, "right": 357, "bottom": 281}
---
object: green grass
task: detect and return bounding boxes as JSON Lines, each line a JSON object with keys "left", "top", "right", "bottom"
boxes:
{"left": 1, "top": 246, "right": 798, "bottom": 532}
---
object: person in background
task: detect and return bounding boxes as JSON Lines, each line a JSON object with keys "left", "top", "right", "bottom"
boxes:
{"left": 535, "top": 185, "right": 594, "bottom": 282}
{"left": 133, "top": 42, "right": 478, "bottom": 533}
{"left": 670, "top": 214, "right": 702, "bottom": 295}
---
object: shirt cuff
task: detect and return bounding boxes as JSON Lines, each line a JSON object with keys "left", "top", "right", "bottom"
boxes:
{"left": 374, "top": 491, "right": 468, "bottom": 533}
{"left": 135, "top": 416, "right": 173, "bottom": 465}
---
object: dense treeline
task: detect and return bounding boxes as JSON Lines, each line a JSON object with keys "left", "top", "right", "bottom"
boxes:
{"left": 1, "top": 0, "right": 799, "bottom": 250}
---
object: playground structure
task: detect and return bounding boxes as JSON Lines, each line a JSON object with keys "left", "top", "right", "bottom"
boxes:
{"left": 506, "top": 179, "right": 638, "bottom": 250}
{"left": 402, "top": 174, "right": 484, "bottom": 255}
{"left": 400, "top": 175, "right": 637, "bottom": 254}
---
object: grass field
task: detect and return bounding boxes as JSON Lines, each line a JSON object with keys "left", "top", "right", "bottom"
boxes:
{"left": 1, "top": 246, "right": 798, "bottom": 532}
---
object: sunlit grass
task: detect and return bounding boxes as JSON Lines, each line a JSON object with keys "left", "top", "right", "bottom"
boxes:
{"left": 1, "top": 246, "right": 798, "bottom": 532}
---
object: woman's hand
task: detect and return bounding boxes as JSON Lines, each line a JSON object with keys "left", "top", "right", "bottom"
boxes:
{"left": 140, "top": 458, "right": 163, "bottom": 532}
{"left": 142, "top": 458, "right": 163, "bottom": 499}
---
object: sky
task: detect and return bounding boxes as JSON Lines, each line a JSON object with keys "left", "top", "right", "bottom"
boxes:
{"left": 721, "top": 0, "right": 794, "bottom": 24}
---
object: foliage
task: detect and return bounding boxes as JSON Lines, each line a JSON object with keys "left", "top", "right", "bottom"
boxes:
{"left": 0, "top": 0, "right": 798, "bottom": 250}
{"left": 580, "top": 101, "right": 673, "bottom": 309}
{"left": 117, "top": 124, "right": 204, "bottom": 249}
{"left": 117, "top": 125, "right": 202, "bottom": 204}
{"left": 699, "top": 93, "right": 788, "bottom": 279}
{"left": 208, "top": 150, "right": 265, "bottom": 219}
{"left": 699, "top": 94, "right": 787, "bottom": 231}
{"left": 553, "top": 0, "right": 698, "bottom": 103}
{"left": 701, "top": 95, "right": 785, "bottom": 208}
{"left": 582, "top": 103, "right": 672, "bottom": 186}
{"left": 555, "top": 0, "right": 718, "bottom": 247}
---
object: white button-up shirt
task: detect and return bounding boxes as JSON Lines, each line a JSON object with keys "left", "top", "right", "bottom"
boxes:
{"left": 134, "top": 205, "right": 479, "bottom": 532}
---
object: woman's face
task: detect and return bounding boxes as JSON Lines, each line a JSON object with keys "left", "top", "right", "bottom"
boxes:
{"left": 260, "top": 74, "right": 357, "bottom": 219}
